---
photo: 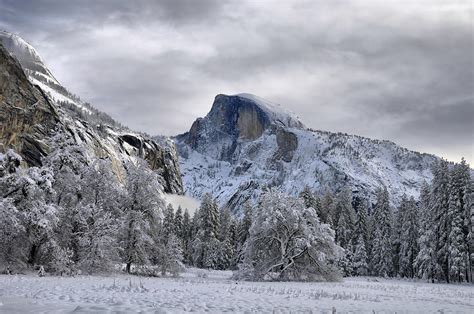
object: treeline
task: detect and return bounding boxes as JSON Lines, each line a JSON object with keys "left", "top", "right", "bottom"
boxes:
{"left": 0, "top": 133, "right": 341, "bottom": 280}
{"left": 304, "top": 158, "right": 472, "bottom": 283}
{"left": 0, "top": 136, "right": 471, "bottom": 283}
{"left": 0, "top": 137, "right": 177, "bottom": 276}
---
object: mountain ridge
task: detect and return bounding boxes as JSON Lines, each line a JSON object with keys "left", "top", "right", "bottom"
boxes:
{"left": 176, "top": 93, "right": 440, "bottom": 211}
{"left": 0, "top": 31, "right": 183, "bottom": 194}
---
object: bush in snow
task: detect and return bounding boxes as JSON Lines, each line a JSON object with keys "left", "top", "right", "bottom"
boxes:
{"left": 236, "top": 189, "right": 342, "bottom": 282}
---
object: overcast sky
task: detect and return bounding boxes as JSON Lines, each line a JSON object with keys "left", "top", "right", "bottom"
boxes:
{"left": 1, "top": 0, "right": 472, "bottom": 163}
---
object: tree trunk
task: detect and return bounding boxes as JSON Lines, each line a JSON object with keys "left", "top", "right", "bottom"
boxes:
{"left": 126, "top": 262, "right": 132, "bottom": 274}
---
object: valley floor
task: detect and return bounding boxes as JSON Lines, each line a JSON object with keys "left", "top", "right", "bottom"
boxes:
{"left": 0, "top": 269, "right": 472, "bottom": 313}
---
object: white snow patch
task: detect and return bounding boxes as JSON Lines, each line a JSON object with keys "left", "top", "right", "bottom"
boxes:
{"left": 0, "top": 272, "right": 472, "bottom": 313}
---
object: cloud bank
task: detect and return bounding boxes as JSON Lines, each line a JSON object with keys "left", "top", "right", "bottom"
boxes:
{"left": 1, "top": 0, "right": 472, "bottom": 162}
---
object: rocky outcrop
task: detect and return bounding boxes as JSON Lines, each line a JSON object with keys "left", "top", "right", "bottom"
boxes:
{"left": 0, "top": 34, "right": 183, "bottom": 194}
{"left": 274, "top": 128, "right": 298, "bottom": 162}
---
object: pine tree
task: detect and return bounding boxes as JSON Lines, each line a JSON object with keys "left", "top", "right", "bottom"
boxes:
{"left": 415, "top": 181, "right": 437, "bottom": 281}
{"left": 458, "top": 158, "right": 472, "bottom": 282}
{"left": 432, "top": 159, "right": 451, "bottom": 282}
{"left": 159, "top": 234, "right": 184, "bottom": 277}
{"left": 399, "top": 197, "right": 419, "bottom": 278}
{"left": 334, "top": 188, "right": 355, "bottom": 249}
{"left": 354, "top": 199, "right": 370, "bottom": 251}
{"left": 228, "top": 219, "right": 239, "bottom": 268}
{"left": 238, "top": 202, "right": 252, "bottom": 247}
{"left": 174, "top": 206, "right": 184, "bottom": 241}
{"left": 182, "top": 209, "right": 192, "bottom": 264}
{"left": 234, "top": 202, "right": 253, "bottom": 265}
{"left": 447, "top": 161, "right": 470, "bottom": 282}
{"left": 392, "top": 195, "right": 407, "bottom": 276}
{"left": 299, "top": 186, "right": 324, "bottom": 221}
{"left": 162, "top": 204, "right": 175, "bottom": 244}
{"left": 371, "top": 187, "right": 393, "bottom": 277}
{"left": 339, "top": 243, "right": 354, "bottom": 276}
{"left": 193, "top": 193, "right": 220, "bottom": 268}
{"left": 353, "top": 234, "right": 368, "bottom": 276}
{"left": 321, "top": 191, "right": 336, "bottom": 228}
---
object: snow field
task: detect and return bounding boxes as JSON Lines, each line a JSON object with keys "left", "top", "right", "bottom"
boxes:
{"left": 0, "top": 269, "right": 472, "bottom": 313}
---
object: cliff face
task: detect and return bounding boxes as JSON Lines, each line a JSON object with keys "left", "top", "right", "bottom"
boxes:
{"left": 176, "top": 93, "right": 439, "bottom": 212}
{"left": 0, "top": 44, "right": 59, "bottom": 166}
{"left": 177, "top": 93, "right": 303, "bottom": 162}
{"left": 0, "top": 33, "right": 183, "bottom": 194}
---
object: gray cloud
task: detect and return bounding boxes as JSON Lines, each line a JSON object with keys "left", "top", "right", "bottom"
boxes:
{"left": 0, "top": 0, "right": 472, "bottom": 163}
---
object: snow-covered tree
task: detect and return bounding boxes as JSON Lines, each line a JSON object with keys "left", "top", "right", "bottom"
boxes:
{"left": 76, "top": 203, "right": 118, "bottom": 273}
{"left": 217, "top": 208, "right": 235, "bottom": 269}
{"left": 0, "top": 198, "right": 24, "bottom": 268}
{"left": 237, "top": 202, "right": 252, "bottom": 246}
{"left": 8, "top": 166, "right": 59, "bottom": 267}
{"left": 300, "top": 186, "right": 324, "bottom": 222}
{"left": 398, "top": 197, "right": 419, "bottom": 278}
{"left": 174, "top": 206, "right": 184, "bottom": 241}
{"left": 321, "top": 191, "right": 337, "bottom": 229}
{"left": 0, "top": 149, "right": 22, "bottom": 177}
{"left": 48, "top": 243, "right": 75, "bottom": 276}
{"left": 447, "top": 160, "right": 471, "bottom": 282}
{"left": 237, "top": 190, "right": 341, "bottom": 281}
{"left": 162, "top": 204, "right": 175, "bottom": 244}
{"left": 338, "top": 243, "right": 354, "bottom": 276}
{"left": 371, "top": 187, "right": 393, "bottom": 277}
{"left": 181, "top": 209, "right": 192, "bottom": 264}
{"left": 73, "top": 159, "right": 122, "bottom": 272}
{"left": 353, "top": 234, "right": 368, "bottom": 276}
{"left": 334, "top": 188, "right": 355, "bottom": 249}
{"left": 192, "top": 193, "right": 220, "bottom": 268}
{"left": 159, "top": 234, "right": 184, "bottom": 277}
{"left": 432, "top": 159, "right": 451, "bottom": 282}
{"left": 354, "top": 199, "right": 370, "bottom": 251}
{"left": 120, "top": 160, "right": 164, "bottom": 273}
{"left": 415, "top": 182, "right": 437, "bottom": 282}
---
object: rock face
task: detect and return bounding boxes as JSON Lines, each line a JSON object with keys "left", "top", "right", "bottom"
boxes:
{"left": 275, "top": 128, "right": 298, "bottom": 162}
{"left": 0, "top": 43, "right": 59, "bottom": 166}
{"left": 176, "top": 93, "right": 439, "bottom": 212}
{"left": 177, "top": 93, "right": 304, "bottom": 162}
{"left": 0, "top": 32, "right": 183, "bottom": 194}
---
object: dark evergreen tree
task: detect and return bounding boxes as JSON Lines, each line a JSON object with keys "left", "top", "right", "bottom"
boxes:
{"left": 415, "top": 182, "right": 437, "bottom": 281}
{"left": 371, "top": 187, "right": 393, "bottom": 277}
{"left": 399, "top": 197, "right": 419, "bottom": 278}
{"left": 299, "top": 186, "right": 324, "bottom": 221}
{"left": 353, "top": 234, "right": 368, "bottom": 276}
{"left": 192, "top": 193, "right": 220, "bottom": 268}
{"left": 447, "top": 160, "right": 471, "bottom": 282}
{"left": 432, "top": 159, "right": 450, "bottom": 282}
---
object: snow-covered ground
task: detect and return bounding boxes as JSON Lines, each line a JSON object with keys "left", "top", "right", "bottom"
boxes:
{"left": 0, "top": 269, "right": 472, "bottom": 313}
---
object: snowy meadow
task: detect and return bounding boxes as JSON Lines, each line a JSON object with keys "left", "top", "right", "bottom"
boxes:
{"left": 0, "top": 269, "right": 473, "bottom": 313}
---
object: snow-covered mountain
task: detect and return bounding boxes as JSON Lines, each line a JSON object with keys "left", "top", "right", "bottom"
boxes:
{"left": 176, "top": 94, "right": 439, "bottom": 211}
{"left": 0, "top": 30, "right": 84, "bottom": 109}
{"left": 0, "top": 31, "right": 183, "bottom": 193}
